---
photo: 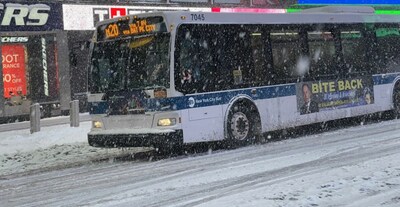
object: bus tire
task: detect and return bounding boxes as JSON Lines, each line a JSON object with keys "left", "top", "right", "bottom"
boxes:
{"left": 393, "top": 83, "right": 400, "bottom": 118}
{"left": 226, "top": 100, "right": 261, "bottom": 147}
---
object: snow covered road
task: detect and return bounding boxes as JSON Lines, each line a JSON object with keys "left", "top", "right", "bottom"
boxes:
{"left": 1, "top": 119, "right": 400, "bottom": 206}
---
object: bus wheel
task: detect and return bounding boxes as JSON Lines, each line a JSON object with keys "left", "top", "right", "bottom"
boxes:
{"left": 226, "top": 101, "right": 260, "bottom": 147}
{"left": 393, "top": 85, "right": 400, "bottom": 118}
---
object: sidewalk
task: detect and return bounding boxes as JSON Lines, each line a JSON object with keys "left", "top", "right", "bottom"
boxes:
{"left": 0, "top": 118, "right": 147, "bottom": 178}
{"left": 0, "top": 113, "right": 91, "bottom": 132}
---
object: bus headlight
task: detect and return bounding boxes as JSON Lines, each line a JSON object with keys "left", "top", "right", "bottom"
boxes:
{"left": 157, "top": 118, "right": 176, "bottom": 126}
{"left": 93, "top": 121, "right": 103, "bottom": 128}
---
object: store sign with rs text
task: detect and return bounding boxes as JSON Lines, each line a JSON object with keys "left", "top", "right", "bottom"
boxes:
{"left": 0, "top": 2, "right": 63, "bottom": 31}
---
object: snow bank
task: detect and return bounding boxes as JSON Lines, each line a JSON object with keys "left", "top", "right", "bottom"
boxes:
{"left": 0, "top": 122, "right": 149, "bottom": 177}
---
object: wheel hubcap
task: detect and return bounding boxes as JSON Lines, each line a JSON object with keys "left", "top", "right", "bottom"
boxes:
{"left": 230, "top": 112, "right": 250, "bottom": 140}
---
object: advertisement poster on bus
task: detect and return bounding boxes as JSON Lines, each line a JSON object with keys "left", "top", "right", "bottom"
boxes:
{"left": 296, "top": 77, "right": 374, "bottom": 115}
{"left": 2, "top": 44, "right": 27, "bottom": 99}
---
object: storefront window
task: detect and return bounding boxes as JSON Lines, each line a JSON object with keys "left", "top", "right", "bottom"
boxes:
{"left": 2, "top": 44, "right": 28, "bottom": 106}
{"left": 27, "top": 35, "right": 59, "bottom": 102}
{"left": 2, "top": 34, "right": 59, "bottom": 108}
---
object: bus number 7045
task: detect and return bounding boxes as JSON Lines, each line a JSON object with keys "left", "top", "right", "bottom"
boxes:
{"left": 191, "top": 14, "right": 205, "bottom": 21}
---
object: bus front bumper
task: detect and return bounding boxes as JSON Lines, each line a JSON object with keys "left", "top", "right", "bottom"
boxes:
{"left": 88, "top": 129, "right": 183, "bottom": 148}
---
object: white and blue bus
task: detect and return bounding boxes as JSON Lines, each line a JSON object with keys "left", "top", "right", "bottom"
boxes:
{"left": 87, "top": 6, "right": 400, "bottom": 149}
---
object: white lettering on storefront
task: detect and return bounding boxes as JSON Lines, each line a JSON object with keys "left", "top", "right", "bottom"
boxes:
{"left": 0, "top": 3, "right": 50, "bottom": 26}
{"left": 2, "top": 36, "right": 29, "bottom": 43}
{"left": 2, "top": 54, "right": 19, "bottom": 63}
{"left": 2, "top": 54, "right": 20, "bottom": 69}
{"left": 41, "top": 37, "right": 49, "bottom": 96}
{"left": 93, "top": 9, "right": 108, "bottom": 22}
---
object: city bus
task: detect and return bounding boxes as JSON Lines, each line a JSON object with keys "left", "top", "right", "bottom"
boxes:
{"left": 87, "top": 6, "right": 400, "bottom": 149}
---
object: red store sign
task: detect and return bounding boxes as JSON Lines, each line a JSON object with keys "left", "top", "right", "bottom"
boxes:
{"left": 2, "top": 44, "right": 27, "bottom": 98}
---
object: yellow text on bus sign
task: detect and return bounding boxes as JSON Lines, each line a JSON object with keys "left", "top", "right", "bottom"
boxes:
{"left": 124, "top": 20, "right": 156, "bottom": 36}
{"left": 311, "top": 79, "right": 364, "bottom": 94}
{"left": 105, "top": 23, "right": 119, "bottom": 39}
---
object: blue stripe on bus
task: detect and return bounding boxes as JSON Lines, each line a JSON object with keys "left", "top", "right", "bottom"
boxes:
{"left": 89, "top": 74, "right": 400, "bottom": 114}
{"left": 373, "top": 74, "right": 399, "bottom": 85}
{"left": 89, "top": 84, "right": 296, "bottom": 114}
{"left": 166, "top": 84, "right": 296, "bottom": 110}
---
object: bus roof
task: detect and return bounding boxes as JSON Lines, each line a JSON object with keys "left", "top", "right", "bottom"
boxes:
{"left": 95, "top": 7, "right": 400, "bottom": 29}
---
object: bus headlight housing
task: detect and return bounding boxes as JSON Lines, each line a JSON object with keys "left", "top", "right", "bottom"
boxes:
{"left": 157, "top": 118, "right": 176, "bottom": 126}
{"left": 93, "top": 121, "right": 103, "bottom": 128}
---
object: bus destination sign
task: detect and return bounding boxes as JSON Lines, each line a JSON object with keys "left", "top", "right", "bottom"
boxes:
{"left": 99, "top": 16, "right": 166, "bottom": 40}
{"left": 105, "top": 19, "right": 156, "bottom": 38}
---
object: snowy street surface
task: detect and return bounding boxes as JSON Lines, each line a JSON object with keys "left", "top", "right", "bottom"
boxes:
{"left": 1, "top": 119, "right": 400, "bottom": 206}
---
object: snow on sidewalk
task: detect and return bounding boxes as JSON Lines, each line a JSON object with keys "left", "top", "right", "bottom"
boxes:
{"left": 0, "top": 122, "right": 148, "bottom": 177}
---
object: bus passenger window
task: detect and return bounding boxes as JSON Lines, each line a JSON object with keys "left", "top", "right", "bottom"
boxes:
{"left": 177, "top": 26, "right": 214, "bottom": 93}
{"left": 176, "top": 24, "right": 264, "bottom": 92}
{"left": 270, "top": 30, "right": 301, "bottom": 82}
{"left": 340, "top": 30, "right": 367, "bottom": 74}
{"left": 375, "top": 27, "right": 400, "bottom": 73}
{"left": 250, "top": 31, "right": 265, "bottom": 84}
{"left": 307, "top": 31, "right": 336, "bottom": 78}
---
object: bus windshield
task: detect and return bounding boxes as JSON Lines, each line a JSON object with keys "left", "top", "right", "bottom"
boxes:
{"left": 90, "top": 33, "right": 170, "bottom": 93}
